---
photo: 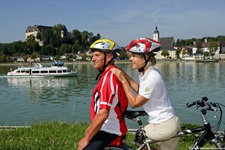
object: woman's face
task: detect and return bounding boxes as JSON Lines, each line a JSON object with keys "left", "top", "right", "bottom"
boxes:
{"left": 129, "top": 53, "right": 145, "bottom": 70}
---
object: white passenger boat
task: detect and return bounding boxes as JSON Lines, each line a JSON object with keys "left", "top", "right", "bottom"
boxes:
{"left": 6, "top": 62, "right": 76, "bottom": 77}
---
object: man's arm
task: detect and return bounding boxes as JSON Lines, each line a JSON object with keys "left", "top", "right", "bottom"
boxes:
{"left": 78, "top": 108, "right": 109, "bottom": 150}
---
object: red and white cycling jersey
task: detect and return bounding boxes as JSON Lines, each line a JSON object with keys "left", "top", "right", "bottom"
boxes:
{"left": 90, "top": 66, "right": 128, "bottom": 136}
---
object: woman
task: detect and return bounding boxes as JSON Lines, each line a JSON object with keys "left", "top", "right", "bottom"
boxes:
{"left": 111, "top": 37, "right": 180, "bottom": 150}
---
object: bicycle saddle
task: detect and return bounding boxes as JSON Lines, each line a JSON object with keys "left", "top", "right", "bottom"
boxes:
{"left": 124, "top": 110, "right": 147, "bottom": 119}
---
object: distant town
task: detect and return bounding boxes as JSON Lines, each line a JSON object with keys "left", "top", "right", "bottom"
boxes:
{"left": 0, "top": 24, "right": 225, "bottom": 62}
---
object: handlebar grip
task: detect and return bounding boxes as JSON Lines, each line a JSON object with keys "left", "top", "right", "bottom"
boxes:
{"left": 187, "top": 100, "right": 206, "bottom": 108}
{"left": 186, "top": 101, "right": 196, "bottom": 107}
{"left": 201, "top": 105, "right": 210, "bottom": 115}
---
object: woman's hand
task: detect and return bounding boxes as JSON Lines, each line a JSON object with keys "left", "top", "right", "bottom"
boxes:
{"left": 111, "top": 68, "right": 126, "bottom": 82}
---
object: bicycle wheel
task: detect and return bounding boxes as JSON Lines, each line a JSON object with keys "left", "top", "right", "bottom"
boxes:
{"left": 214, "top": 143, "right": 225, "bottom": 149}
{"left": 213, "top": 132, "right": 225, "bottom": 149}
{"left": 104, "top": 144, "right": 133, "bottom": 150}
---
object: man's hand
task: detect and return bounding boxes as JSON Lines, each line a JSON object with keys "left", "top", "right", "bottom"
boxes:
{"left": 78, "top": 137, "right": 89, "bottom": 150}
{"left": 78, "top": 109, "right": 109, "bottom": 150}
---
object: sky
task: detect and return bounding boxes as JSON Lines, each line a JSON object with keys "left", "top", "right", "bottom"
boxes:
{"left": 0, "top": 0, "right": 225, "bottom": 47}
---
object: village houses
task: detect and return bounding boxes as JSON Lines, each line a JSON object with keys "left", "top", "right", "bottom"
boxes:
{"left": 24, "top": 25, "right": 225, "bottom": 62}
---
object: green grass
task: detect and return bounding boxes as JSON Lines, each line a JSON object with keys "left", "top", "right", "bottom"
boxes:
{"left": 0, "top": 122, "right": 88, "bottom": 150}
{"left": 0, "top": 122, "right": 221, "bottom": 149}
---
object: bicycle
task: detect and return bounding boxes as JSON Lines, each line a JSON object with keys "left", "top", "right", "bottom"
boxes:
{"left": 105, "top": 97, "right": 225, "bottom": 150}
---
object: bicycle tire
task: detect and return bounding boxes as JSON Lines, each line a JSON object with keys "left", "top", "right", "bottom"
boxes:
{"left": 104, "top": 144, "right": 133, "bottom": 150}
{"left": 213, "top": 132, "right": 225, "bottom": 149}
{"left": 212, "top": 141, "right": 225, "bottom": 150}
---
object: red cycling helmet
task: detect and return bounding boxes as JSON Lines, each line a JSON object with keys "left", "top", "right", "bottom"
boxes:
{"left": 126, "top": 37, "right": 161, "bottom": 55}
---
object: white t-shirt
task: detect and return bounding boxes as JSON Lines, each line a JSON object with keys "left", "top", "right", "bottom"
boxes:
{"left": 139, "top": 66, "right": 175, "bottom": 124}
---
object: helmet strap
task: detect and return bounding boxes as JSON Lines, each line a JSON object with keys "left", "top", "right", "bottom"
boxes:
{"left": 138, "top": 54, "right": 151, "bottom": 72}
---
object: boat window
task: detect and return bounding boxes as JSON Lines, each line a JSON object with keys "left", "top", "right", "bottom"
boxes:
{"left": 49, "top": 70, "right": 57, "bottom": 73}
{"left": 32, "top": 71, "right": 39, "bottom": 74}
{"left": 25, "top": 70, "right": 30, "bottom": 73}
{"left": 63, "top": 70, "right": 67, "bottom": 73}
{"left": 21, "top": 70, "right": 25, "bottom": 73}
{"left": 58, "top": 70, "right": 62, "bottom": 73}
{"left": 41, "top": 71, "right": 48, "bottom": 73}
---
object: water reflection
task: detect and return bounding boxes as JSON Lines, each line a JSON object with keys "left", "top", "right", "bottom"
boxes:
{"left": 7, "top": 77, "right": 75, "bottom": 104}
{"left": 7, "top": 77, "right": 71, "bottom": 88}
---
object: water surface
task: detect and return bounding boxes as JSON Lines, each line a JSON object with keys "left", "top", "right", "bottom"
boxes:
{"left": 0, "top": 61, "right": 225, "bottom": 129}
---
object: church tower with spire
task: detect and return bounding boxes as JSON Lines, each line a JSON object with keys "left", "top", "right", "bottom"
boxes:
{"left": 153, "top": 26, "right": 159, "bottom": 41}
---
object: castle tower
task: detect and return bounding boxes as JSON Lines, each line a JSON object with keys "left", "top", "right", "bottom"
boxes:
{"left": 153, "top": 26, "right": 159, "bottom": 41}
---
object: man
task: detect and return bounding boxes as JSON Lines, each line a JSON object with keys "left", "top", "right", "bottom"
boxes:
{"left": 78, "top": 38, "right": 128, "bottom": 150}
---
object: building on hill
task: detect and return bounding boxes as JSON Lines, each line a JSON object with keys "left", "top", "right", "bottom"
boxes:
{"left": 153, "top": 26, "right": 176, "bottom": 59}
{"left": 26, "top": 25, "right": 53, "bottom": 46}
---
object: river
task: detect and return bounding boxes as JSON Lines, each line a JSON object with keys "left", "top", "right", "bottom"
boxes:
{"left": 0, "top": 61, "right": 225, "bottom": 129}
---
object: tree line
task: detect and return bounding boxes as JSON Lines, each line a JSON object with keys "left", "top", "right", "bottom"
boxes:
{"left": 1, "top": 24, "right": 225, "bottom": 62}
{"left": 0, "top": 24, "right": 103, "bottom": 62}
{"left": 175, "top": 36, "right": 225, "bottom": 58}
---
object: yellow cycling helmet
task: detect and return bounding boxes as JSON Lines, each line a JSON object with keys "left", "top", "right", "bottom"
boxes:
{"left": 90, "top": 38, "right": 121, "bottom": 57}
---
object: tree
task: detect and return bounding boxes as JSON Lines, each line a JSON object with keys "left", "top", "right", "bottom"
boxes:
{"left": 89, "top": 33, "right": 101, "bottom": 45}
{"left": 204, "top": 52, "right": 210, "bottom": 58}
{"left": 36, "top": 32, "right": 41, "bottom": 41}
{"left": 9, "top": 41, "right": 26, "bottom": 56}
{"left": 176, "top": 39, "right": 180, "bottom": 47}
{"left": 176, "top": 48, "right": 181, "bottom": 59}
{"left": 26, "top": 36, "right": 40, "bottom": 54}
{"left": 59, "top": 44, "right": 72, "bottom": 55}
{"left": 52, "top": 24, "right": 68, "bottom": 39}
{"left": 216, "top": 36, "right": 225, "bottom": 42}
{"left": 72, "top": 29, "right": 82, "bottom": 45}
{"left": 196, "top": 40, "right": 202, "bottom": 55}
{"left": 119, "top": 47, "right": 128, "bottom": 60}
{"left": 0, "top": 54, "right": 8, "bottom": 62}
{"left": 208, "top": 42, "right": 218, "bottom": 56}
{"left": 161, "top": 50, "right": 169, "bottom": 58}
{"left": 42, "top": 29, "right": 53, "bottom": 45}
{"left": 81, "top": 31, "right": 89, "bottom": 49}
{"left": 72, "top": 41, "right": 82, "bottom": 54}
{"left": 41, "top": 44, "right": 53, "bottom": 55}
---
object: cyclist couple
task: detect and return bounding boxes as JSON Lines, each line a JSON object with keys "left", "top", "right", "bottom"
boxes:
{"left": 78, "top": 38, "right": 181, "bottom": 150}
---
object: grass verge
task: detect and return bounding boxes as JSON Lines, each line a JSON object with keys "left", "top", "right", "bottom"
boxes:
{"left": 0, "top": 122, "right": 219, "bottom": 149}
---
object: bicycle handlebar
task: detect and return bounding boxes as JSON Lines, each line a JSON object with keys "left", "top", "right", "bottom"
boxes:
{"left": 186, "top": 97, "right": 218, "bottom": 115}
{"left": 186, "top": 100, "right": 205, "bottom": 108}
{"left": 186, "top": 97, "right": 225, "bottom": 133}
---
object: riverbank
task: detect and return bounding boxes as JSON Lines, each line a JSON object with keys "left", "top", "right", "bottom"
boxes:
{"left": 0, "top": 122, "right": 214, "bottom": 150}
{"left": 0, "top": 60, "right": 132, "bottom": 66}
{"left": 2, "top": 58, "right": 225, "bottom": 66}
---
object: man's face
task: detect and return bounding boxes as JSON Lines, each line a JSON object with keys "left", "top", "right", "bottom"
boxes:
{"left": 91, "top": 51, "right": 114, "bottom": 70}
{"left": 91, "top": 51, "right": 105, "bottom": 70}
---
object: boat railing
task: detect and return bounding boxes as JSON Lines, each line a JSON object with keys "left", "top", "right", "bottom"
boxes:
{"left": 51, "top": 61, "right": 64, "bottom": 67}
{"left": 35, "top": 63, "right": 43, "bottom": 68}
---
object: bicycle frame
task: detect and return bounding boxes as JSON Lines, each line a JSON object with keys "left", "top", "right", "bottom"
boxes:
{"left": 124, "top": 109, "right": 223, "bottom": 149}
{"left": 106, "top": 97, "right": 225, "bottom": 150}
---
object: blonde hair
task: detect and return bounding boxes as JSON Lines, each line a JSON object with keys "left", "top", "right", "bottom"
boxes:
{"left": 145, "top": 54, "right": 156, "bottom": 69}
